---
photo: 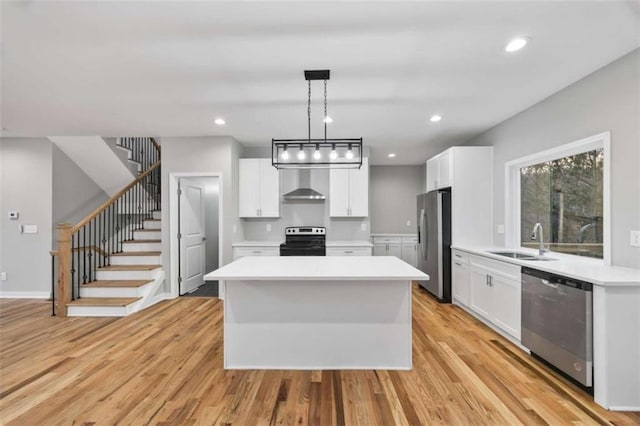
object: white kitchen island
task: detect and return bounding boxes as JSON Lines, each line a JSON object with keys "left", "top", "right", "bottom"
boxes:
{"left": 204, "top": 256, "right": 428, "bottom": 370}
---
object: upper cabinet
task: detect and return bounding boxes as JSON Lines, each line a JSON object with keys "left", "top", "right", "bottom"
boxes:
{"left": 239, "top": 158, "right": 280, "bottom": 218}
{"left": 425, "top": 147, "right": 493, "bottom": 246}
{"left": 330, "top": 158, "right": 369, "bottom": 217}
{"left": 426, "top": 150, "right": 452, "bottom": 191}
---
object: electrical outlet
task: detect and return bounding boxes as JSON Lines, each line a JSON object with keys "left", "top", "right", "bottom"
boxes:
{"left": 266, "top": 223, "right": 271, "bottom": 232}
{"left": 233, "top": 224, "right": 237, "bottom": 233}
{"left": 631, "top": 230, "right": 640, "bottom": 247}
{"left": 497, "top": 224, "right": 505, "bottom": 235}
{"left": 361, "top": 223, "right": 367, "bottom": 231}
{"left": 406, "top": 220, "right": 411, "bottom": 227}
{"left": 0, "top": 272, "right": 6, "bottom": 281}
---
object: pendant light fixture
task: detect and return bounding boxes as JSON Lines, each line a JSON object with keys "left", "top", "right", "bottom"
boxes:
{"left": 272, "top": 69, "right": 363, "bottom": 169}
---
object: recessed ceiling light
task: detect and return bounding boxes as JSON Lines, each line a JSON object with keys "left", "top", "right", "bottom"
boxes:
{"left": 430, "top": 114, "right": 442, "bottom": 123}
{"left": 323, "top": 116, "right": 333, "bottom": 123}
{"left": 388, "top": 153, "right": 396, "bottom": 158}
{"left": 214, "top": 118, "right": 226, "bottom": 125}
{"left": 505, "top": 37, "right": 529, "bottom": 53}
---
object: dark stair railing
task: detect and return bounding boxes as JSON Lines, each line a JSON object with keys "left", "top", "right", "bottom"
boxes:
{"left": 51, "top": 138, "right": 161, "bottom": 316}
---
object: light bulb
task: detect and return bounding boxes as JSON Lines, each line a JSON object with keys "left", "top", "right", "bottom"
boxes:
{"left": 297, "top": 149, "right": 306, "bottom": 160}
{"left": 313, "top": 149, "right": 321, "bottom": 160}
{"left": 345, "top": 150, "right": 354, "bottom": 160}
{"left": 330, "top": 150, "right": 338, "bottom": 160}
{"left": 323, "top": 116, "right": 333, "bottom": 123}
{"left": 281, "top": 149, "right": 289, "bottom": 160}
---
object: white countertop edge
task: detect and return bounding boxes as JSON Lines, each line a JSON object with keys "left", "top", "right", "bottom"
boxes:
{"left": 326, "top": 241, "right": 373, "bottom": 247}
{"left": 371, "top": 233, "right": 417, "bottom": 237}
{"left": 452, "top": 245, "right": 640, "bottom": 287}
{"left": 205, "top": 275, "right": 427, "bottom": 281}
{"left": 232, "top": 240, "right": 282, "bottom": 247}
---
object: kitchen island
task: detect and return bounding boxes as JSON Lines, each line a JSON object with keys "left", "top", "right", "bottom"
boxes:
{"left": 204, "top": 256, "right": 428, "bottom": 370}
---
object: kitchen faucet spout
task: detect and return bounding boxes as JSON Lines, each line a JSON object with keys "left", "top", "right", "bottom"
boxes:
{"left": 531, "top": 223, "right": 547, "bottom": 256}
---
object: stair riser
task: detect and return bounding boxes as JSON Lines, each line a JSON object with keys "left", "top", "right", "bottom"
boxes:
{"left": 80, "top": 285, "right": 151, "bottom": 298}
{"left": 143, "top": 220, "right": 161, "bottom": 230}
{"left": 152, "top": 211, "right": 161, "bottom": 220}
{"left": 96, "top": 270, "right": 160, "bottom": 280}
{"left": 67, "top": 305, "right": 131, "bottom": 317}
{"left": 111, "top": 255, "right": 162, "bottom": 265}
{"left": 134, "top": 230, "right": 161, "bottom": 240}
{"left": 122, "top": 242, "right": 161, "bottom": 252}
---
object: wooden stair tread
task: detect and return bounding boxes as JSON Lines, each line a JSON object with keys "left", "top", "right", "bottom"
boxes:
{"left": 82, "top": 280, "right": 152, "bottom": 288}
{"left": 98, "top": 265, "right": 161, "bottom": 271}
{"left": 67, "top": 297, "right": 141, "bottom": 307}
{"left": 124, "top": 239, "right": 161, "bottom": 243}
{"left": 135, "top": 229, "right": 160, "bottom": 232}
{"left": 111, "top": 251, "right": 161, "bottom": 256}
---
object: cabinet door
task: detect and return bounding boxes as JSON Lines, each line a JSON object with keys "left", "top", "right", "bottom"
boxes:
{"left": 437, "top": 150, "right": 452, "bottom": 188}
{"left": 401, "top": 243, "right": 417, "bottom": 267}
{"left": 469, "top": 264, "right": 492, "bottom": 319}
{"left": 452, "top": 258, "right": 470, "bottom": 306}
{"left": 387, "top": 244, "right": 402, "bottom": 258}
{"left": 239, "top": 159, "right": 260, "bottom": 217}
{"left": 258, "top": 159, "right": 280, "bottom": 217}
{"left": 349, "top": 158, "right": 369, "bottom": 217}
{"left": 329, "top": 168, "right": 350, "bottom": 217}
{"left": 491, "top": 275, "right": 521, "bottom": 340}
{"left": 426, "top": 158, "right": 438, "bottom": 191}
{"left": 372, "top": 244, "right": 387, "bottom": 256}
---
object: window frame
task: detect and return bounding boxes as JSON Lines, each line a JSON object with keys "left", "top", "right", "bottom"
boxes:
{"left": 504, "top": 131, "right": 611, "bottom": 265}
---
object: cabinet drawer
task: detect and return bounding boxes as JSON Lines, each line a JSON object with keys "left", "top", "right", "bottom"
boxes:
{"left": 327, "top": 247, "right": 372, "bottom": 256}
{"left": 372, "top": 236, "right": 402, "bottom": 244}
{"left": 233, "top": 247, "right": 279, "bottom": 259}
{"left": 452, "top": 249, "right": 469, "bottom": 264}
{"left": 401, "top": 236, "right": 418, "bottom": 244}
{"left": 469, "top": 254, "right": 520, "bottom": 280}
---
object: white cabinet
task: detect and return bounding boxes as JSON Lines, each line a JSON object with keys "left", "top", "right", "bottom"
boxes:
{"left": 400, "top": 236, "right": 417, "bottom": 267}
{"left": 468, "top": 254, "right": 521, "bottom": 340}
{"left": 232, "top": 246, "right": 279, "bottom": 261}
{"left": 239, "top": 158, "right": 280, "bottom": 218}
{"left": 452, "top": 249, "right": 470, "bottom": 306}
{"left": 326, "top": 247, "right": 372, "bottom": 256}
{"left": 426, "top": 150, "right": 452, "bottom": 191}
{"left": 330, "top": 158, "right": 369, "bottom": 217}
{"left": 424, "top": 147, "right": 493, "bottom": 247}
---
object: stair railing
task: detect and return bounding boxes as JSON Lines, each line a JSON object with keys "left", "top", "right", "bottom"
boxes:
{"left": 52, "top": 139, "right": 161, "bottom": 316}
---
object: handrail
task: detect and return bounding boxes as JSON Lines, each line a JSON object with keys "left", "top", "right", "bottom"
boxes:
{"left": 72, "top": 161, "right": 160, "bottom": 233}
{"left": 150, "top": 137, "right": 161, "bottom": 153}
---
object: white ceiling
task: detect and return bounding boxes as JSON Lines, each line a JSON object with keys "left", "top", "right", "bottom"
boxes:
{"left": 2, "top": 1, "right": 639, "bottom": 164}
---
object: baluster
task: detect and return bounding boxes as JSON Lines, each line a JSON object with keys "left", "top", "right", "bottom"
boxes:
{"left": 82, "top": 225, "right": 87, "bottom": 284}
{"left": 75, "top": 232, "right": 80, "bottom": 299}
{"left": 88, "top": 220, "right": 93, "bottom": 282}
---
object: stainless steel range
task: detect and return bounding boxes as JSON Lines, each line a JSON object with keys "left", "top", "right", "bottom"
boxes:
{"left": 279, "top": 227, "right": 326, "bottom": 256}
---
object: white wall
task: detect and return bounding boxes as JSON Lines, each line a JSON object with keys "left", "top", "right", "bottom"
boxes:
{"left": 161, "top": 136, "right": 243, "bottom": 293}
{"left": 0, "top": 139, "right": 53, "bottom": 297}
{"left": 465, "top": 49, "right": 640, "bottom": 268}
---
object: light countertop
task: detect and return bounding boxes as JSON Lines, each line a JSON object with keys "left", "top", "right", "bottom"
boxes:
{"left": 205, "top": 256, "right": 429, "bottom": 281}
{"left": 452, "top": 245, "right": 640, "bottom": 287}
{"left": 232, "top": 241, "right": 282, "bottom": 247}
{"left": 371, "top": 233, "right": 417, "bottom": 237}
{"left": 326, "top": 241, "right": 373, "bottom": 247}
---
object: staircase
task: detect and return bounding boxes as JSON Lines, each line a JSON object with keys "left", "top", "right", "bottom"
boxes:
{"left": 52, "top": 138, "right": 164, "bottom": 317}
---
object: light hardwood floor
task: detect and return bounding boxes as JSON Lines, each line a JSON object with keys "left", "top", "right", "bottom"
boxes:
{"left": 1, "top": 285, "right": 639, "bottom": 425}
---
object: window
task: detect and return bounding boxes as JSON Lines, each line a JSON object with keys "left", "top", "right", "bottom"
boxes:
{"left": 505, "top": 132, "right": 610, "bottom": 263}
{"left": 520, "top": 148, "right": 604, "bottom": 258}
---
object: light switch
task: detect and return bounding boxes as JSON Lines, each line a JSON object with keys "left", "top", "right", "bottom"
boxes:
{"left": 233, "top": 224, "right": 237, "bottom": 233}
{"left": 406, "top": 220, "right": 411, "bottom": 227}
{"left": 0, "top": 272, "right": 6, "bottom": 281}
{"left": 497, "top": 224, "right": 505, "bottom": 235}
{"left": 21, "top": 224, "right": 38, "bottom": 234}
{"left": 266, "top": 223, "right": 272, "bottom": 232}
{"left": 361, "top": 223, "right": 367, "bottom": 231}
{"left": 631, "top": 230, "right": 640, "bottom": 247}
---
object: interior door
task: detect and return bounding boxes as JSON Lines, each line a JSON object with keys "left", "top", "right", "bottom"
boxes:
{"left": 180, "top": 180, "right": 206, "bottom": 294}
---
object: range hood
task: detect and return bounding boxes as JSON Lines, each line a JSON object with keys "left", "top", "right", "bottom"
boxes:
{"left": 282, "top": 169, "right": 326, "bottom": 200}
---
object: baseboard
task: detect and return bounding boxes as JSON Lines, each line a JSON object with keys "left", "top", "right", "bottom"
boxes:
{"left": 0, "top": 291, "right": 51, "bottom": 299}
{"left": 150, "top": 292, "right": 172, "bottom": 304}
{"left": 608, "top": 406, "right": 640, "bottom": 412}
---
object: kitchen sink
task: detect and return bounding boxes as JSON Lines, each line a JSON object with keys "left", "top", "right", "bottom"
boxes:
{"left": 488, "top": 251, "right": 558, "bottom": 261}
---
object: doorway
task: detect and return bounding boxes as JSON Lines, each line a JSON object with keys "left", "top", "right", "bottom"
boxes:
{"left": 178, "top": 176, "right": 220, "bottom": 296}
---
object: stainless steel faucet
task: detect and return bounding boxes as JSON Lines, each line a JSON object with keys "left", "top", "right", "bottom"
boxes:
{"left": 531, "top": 223, "right": 547, "bottom": 256}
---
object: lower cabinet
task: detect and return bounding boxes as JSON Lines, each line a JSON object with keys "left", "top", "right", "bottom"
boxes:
{"left": 232, "top": 247, "right": 279, "bottom": 260}
{"left": 372, "top": 235, "right": 417, "bottom": 266}
{"left": 458, "top": 253, "right": 522, "bottom": 341}
{"left": 326, "top": 247, "right": 372, "bottom": 256}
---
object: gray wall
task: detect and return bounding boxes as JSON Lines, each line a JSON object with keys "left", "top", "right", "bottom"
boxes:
{"left": 370, "top": 165, "right": 424, "bottom": 234}
{"left": 161, "top": 136, "right": 244, "bottom": 293}
{"left": 465, "top": 48, "right": 640, "bottom": 268}
{"left": 0, "top": 139, "right": 53, "bottom": 295}
{"left": 241, "top": 166, "right": 370, "bottom": 242}
{"left": 52, "top": 144, "right": 108, "bottom": 231}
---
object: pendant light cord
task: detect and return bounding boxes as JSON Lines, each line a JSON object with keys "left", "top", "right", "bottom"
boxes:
{"left": 324, "top": 79, "right": 328, "bottom": 143}
{"left": 307, "top": 80, "right": 311, "bottom": 143}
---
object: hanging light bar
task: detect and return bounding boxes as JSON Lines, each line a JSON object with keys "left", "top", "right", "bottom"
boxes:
{"left": 272, "top": 69, "right": 364, "bottom": 170}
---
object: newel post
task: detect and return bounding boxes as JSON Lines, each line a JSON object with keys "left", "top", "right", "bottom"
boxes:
{"left": 56, "top": 223, "right": 73, "bottom": 317}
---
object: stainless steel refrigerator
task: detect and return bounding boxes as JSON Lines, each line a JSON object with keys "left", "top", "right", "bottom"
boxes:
{"left": 416, "top": 189, "right": 452, "bottom": 302}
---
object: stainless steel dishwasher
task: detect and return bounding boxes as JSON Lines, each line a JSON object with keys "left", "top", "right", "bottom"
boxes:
{"left": 521, "top": 267, "right": 593, "bottom": 387}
